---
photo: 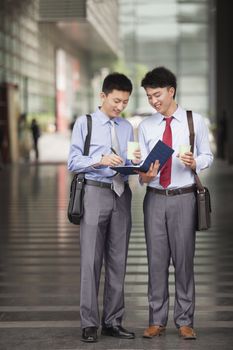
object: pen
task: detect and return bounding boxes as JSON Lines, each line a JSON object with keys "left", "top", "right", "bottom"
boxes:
{"left": 111, "top": 147, "right": 118, "bottom": 155}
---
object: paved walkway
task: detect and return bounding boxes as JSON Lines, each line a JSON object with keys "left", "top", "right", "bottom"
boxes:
{"left": 0, "top": 159, "right": 233, "bottom": 349}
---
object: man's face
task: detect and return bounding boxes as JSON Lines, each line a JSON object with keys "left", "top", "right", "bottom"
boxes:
{"left": 100, "top": 89, "right": 130, "bottom": 118}
{"left": 145, "top": 86, "right": 175, "bottom": 116}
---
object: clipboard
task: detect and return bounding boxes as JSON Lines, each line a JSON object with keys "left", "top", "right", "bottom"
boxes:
{"left": 110, "top": 140, "right": 174, "bottom": 175}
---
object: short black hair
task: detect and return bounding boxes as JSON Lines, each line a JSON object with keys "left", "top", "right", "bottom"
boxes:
{"left": 141, "top": 66, "right": 177, "bottom": 98}
{"left": 102, "top": 72, "right": 133, "bottom": 95}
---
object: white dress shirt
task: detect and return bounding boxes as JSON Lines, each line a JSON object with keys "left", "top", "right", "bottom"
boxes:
{"left": 138, "top": 105, "right": 214, "bottom": 189}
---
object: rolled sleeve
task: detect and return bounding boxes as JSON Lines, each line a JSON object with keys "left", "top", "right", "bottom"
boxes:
{"left": 194, "top": 116, "right": 214, "bottom": 173}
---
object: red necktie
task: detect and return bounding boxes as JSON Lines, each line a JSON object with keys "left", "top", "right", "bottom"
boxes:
{"left": 160, "top": 117, "right": 173, "bottom": 188}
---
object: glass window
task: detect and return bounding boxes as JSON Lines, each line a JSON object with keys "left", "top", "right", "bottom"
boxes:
{"left": 180, "top": 76, "right": 207, "bottom": 95}
{"left": 119, "top": 0, "right": 210, "bottom": 117}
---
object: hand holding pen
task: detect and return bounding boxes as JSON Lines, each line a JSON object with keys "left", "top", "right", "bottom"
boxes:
{"left": 100, "top": 147, "right": 123, "bottom": 167}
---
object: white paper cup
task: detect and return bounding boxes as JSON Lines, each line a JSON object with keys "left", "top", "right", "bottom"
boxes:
{"left": 127, "top": 141, "right": 139, "bottom": 160}
{"left": 179, "top": 144, "right": 191, "bottom": 155}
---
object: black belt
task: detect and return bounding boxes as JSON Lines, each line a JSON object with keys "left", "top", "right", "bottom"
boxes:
{"left": 85, "top": 179, "right": 128, "bottom": 189}
{"left": 147, "top": 185, "right": 196, "bottom": 196}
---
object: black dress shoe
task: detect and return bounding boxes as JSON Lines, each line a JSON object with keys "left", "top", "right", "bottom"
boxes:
{"left": 81, "top": 327, "right": 98, "bottom": 342}
{"left": 101, "top": 325, "right": 135, "bottom": 339}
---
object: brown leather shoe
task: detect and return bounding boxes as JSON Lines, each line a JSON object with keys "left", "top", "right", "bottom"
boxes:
{"left": 179, "top": 326, "right": 196, "bottom": 340}
{"left": 143, "top": 325, "right": 166, "bottom": 338}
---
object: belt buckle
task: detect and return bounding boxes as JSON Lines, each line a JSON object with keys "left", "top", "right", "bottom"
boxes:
{"left": 165, "top": 188, "right": 175, "bottom": 196}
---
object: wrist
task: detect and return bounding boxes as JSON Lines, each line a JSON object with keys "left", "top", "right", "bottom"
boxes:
{"left": 99, "top": 154, "right": 105, "bottom": 165}
{"left": 93, "top": 154, "right": 105, "bottom": 168}
{"left": 191, "top": 159, "right": 196, "bottom": 171}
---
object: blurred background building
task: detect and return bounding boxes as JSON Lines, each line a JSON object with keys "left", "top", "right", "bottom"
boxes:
{"left": 0, "top": 0, "right": 233, "bottom": 163}
{"left": 0, "top": 0, "right": 118, "bottom": 162}
{"left": 119, "top": 0, "right": 214, "bottom": 118}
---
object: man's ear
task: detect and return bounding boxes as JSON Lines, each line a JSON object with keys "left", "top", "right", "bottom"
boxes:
{"left": 168, "top": 87, "right": 175, "bottom": 98}
{"left": 100, "top": 91, "right": 104, "bottom": 99}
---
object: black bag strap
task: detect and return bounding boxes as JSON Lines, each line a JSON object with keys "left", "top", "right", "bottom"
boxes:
{"left": 76, "top": 114, "right": 92, "bottom": 180}
{"left": 83, "top": 114, "right": 92, "bottom": 156}
{"left": 186, "top": 111, "right": 205, "bottom": 192}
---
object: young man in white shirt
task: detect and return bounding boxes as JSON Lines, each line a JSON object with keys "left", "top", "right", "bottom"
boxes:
{"left": 138, "top": 66, "right": 213, "bottom": 340}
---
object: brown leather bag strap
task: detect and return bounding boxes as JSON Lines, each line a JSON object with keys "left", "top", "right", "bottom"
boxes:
{"left": 187, "top": 110, "right": 195, "bottom": 154}
{"left": 186, "top": 111, "right": 205, "bottom": 192}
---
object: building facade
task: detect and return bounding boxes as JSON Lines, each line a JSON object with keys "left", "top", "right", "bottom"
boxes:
{"left": 119, "top": 0, "right": 214, "bottom": 121}
{"left": 0, "top": 0, "right": 118, "bottom": 162}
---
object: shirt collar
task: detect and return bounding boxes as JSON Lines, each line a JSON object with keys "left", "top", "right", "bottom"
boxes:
{"left": 95, "top": 108, "right": 120, "bottom": 125}
{"left": 155, "top": 104, "right": 184, "bottom": 124}
{"left": 172, "top": 105, "right": 184, "bottom": 122}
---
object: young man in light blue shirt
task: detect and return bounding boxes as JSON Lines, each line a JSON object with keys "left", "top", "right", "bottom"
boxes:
{"left": 137, "top": 67, "right": 213, "bottom": 340}
{"left": 68, "top": 73, "right": 140, "bottom": 343}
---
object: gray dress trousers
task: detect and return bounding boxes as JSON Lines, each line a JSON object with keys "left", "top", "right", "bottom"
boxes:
{"left": 143, "top": 190, "right": 196, "bottom": 328}
{"left": 79, "top": 183, "right": 132, "bottom": 329}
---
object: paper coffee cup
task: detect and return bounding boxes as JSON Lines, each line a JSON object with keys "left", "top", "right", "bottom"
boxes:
{"left": 179, "top": 144, "right": 191, "bottom": 155}
{"left": 127, "top": 141, "right": 139, "bottom": 160}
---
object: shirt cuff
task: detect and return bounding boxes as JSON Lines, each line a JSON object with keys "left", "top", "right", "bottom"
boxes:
{"left": 195, "top": 158, "right": 202, "bottom": 174}
{"left": 91, "top": 154, "right": 106, "bottom": 169}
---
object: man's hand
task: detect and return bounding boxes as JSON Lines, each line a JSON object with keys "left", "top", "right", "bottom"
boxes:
{"left": 132, "top": 148, "right": 142, "bottom": 165}
{"left": 179, "top": 151, "right": 196, "bottom": 171}
{"left": 100, "top": 154, "right": 123, "bottom": 167}
{"left": 136, "top": 160, "right": 160, "bottom": 183}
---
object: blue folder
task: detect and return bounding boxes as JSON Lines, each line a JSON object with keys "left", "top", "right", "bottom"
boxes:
{"left": 110, "top": 140, "right": 174, "bottom": 175}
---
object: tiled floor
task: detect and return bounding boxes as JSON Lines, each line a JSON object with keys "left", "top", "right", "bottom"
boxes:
{"left": 0, "top": 160, "right": 233, "bottom": 349}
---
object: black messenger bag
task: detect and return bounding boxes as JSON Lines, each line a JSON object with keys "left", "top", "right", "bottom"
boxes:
{"left": 67, "top": 114, "right": 92, "bottom": 225}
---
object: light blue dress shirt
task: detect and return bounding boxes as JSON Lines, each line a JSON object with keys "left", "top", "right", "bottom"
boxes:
{"left": 68, "top": 108, "right": 134, "bottom": 182}
{"left": 138, "top": 105, "right": 214, "bottom": 189}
